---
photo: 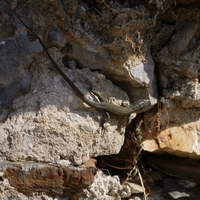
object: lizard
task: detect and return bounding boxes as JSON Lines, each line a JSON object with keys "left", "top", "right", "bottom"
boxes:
{"left": 16, "top": 15, "right": 151, "bottom": 116}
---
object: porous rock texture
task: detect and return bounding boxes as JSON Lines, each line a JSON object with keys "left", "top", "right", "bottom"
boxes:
{"left": 142, "top": 0, "right": 200, "bottom": 159}
{"left": 0, "top": 0, "right": 156, "bottom": 198}
{"left": 71, "top": 171, "right": 132, "bottom": 200}
{"left": 0, "top": 0, "right": 156, "bottom": 165}
{"left": 1, "top": 160, "right": 97, "bottom": 195}
{"left": 0, "top": 0, "right": 200, "bottom": 199}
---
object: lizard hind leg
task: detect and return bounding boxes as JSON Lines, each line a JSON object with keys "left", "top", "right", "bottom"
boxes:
{"left": 90, "top": 89, "right": 104, "bottom": 103}
{"left": 85, "top": 79, "right": 105, "bottom": 103}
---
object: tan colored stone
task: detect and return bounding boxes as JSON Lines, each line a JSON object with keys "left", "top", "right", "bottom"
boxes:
{"left": 142, "top": 139, "right": 159, "bottom": 152}
{"left": 143, "top": 99, "right": 200, "bottom": 158}
{"left": 157, "top": 126, "right": 196, "bottom": 153}
{"left": 142, "top": 99, "right": 200, "bottom": 158}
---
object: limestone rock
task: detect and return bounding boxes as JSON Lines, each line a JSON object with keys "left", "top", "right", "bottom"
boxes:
{"left": 142, "top": 98, "right": 200, "bottom": 158}
{"left": 72, "top": 171, "right": 132, "bottom": 200}
{"left": 0, "top": 0, "right": 156, "bottom": 166}
{"left": 0, "top": 66, "right": 127, "bottom": 164}
{"left": 2, "top": 0, "right": 200, "bottom": 199}
{"left": 143, "top": 3, "right": 200, "bottom": 158}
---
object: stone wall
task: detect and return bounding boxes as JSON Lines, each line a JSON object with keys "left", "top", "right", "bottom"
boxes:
{"left": 0, "top": 0, "right": 200, "bottom": 199}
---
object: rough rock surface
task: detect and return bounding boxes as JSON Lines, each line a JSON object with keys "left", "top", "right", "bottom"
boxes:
{"left": 0, "top": 22, "right": 42, "bottom": 121}
{"left": 0, "top": 160, "right": 97, "bottom": 196}
{"left": 0, "top": 0, "right": 157, "bottom": 198}
{"left": 142, "top": 1, "right": 200, "bottom": 158}
{"left": 72, "top": 170, "right": 132, "bottom": 200}
{"left": 0, "top": 0, "right": 156, "bottom": 165}
{"left": 0, "top": 0, "right": 200, "bottom": 199}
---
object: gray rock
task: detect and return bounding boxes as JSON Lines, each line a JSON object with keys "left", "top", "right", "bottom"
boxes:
{"left": 0, "top": 23, "right": 42, "bottom": 115}
{"left": 47, "top": 27, "right": 67, "bottom": 48}
{"left": 130, "top": 53, "right": 157, "bottom": 105}
{"left": 167, "top": 22, "right": 198, "bottom": 55}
